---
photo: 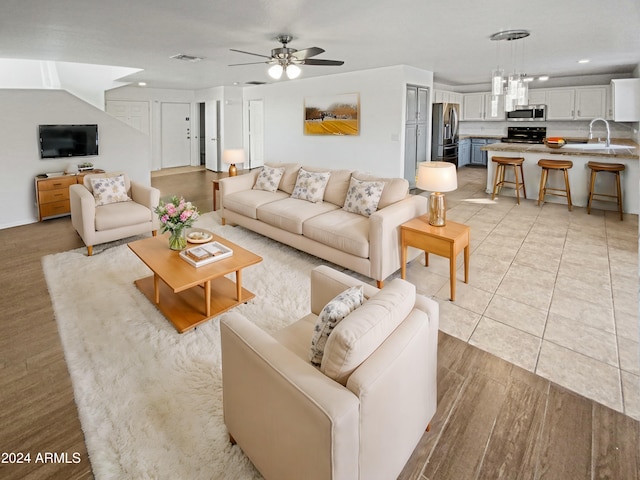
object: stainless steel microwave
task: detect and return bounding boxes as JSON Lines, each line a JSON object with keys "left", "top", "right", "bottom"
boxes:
{"left": 506, "top": 105, "right": 546, "bottom": 121}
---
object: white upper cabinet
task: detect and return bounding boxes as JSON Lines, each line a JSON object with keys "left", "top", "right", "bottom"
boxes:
{"left": 546, "top": 88, "right": 576, "bottom": 120}
{"left": 434, "top": 89, "right": 462, "bottom": 105}
{"left": 611, "top": 79, "right": 640, "bottom": 122}
{"left": 575, "top": 87, "right": 607, "bottom": 120}
{"left": 461, "top": 93, "right": 485, "bottom": 120}
{"left": 527, "top": 89, "right": 547, "bottom": 105}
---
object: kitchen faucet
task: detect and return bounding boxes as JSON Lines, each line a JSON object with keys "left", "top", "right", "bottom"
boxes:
{"left": 589, "top": 118, "right": 611, "bottom": 147}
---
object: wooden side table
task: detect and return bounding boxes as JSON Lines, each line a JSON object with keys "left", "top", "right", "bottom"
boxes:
{"left": 400, "top": 216, "right": 470, "bottom": 301}
{"left": 212, "top": 179, "right": 221, "bottom": 211}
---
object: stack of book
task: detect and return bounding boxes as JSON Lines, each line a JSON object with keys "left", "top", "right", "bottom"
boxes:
{"left": 179, "top": 241, "right": 233, "bottom": 267}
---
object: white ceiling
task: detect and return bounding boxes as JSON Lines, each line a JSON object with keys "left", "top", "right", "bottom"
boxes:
{"left": 1, "top": 0, "right": 638, "bottom": 91}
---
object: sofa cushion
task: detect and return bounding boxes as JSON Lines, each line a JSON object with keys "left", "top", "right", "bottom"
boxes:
{"left": 321, "top": 279, "right": 416, "bottom": 385}
{"left": 90, "top": 174, "right": 131, "bottom": 206}
{"left": 302, "top": 209, "right": 370, "bottom": 258}
{"left": 265, "top": 162, "right": 301, "bottom": 194}
{"left": 254, "top": 165, "right": 285, "bottom": 192}
{"left": 291, "top": 168, "right": 331, "bottom": 203}
{"left": 257, "top": 197, "right": 339, "bottom": 235}
{"left": 342, "top": 177, "right": 385, "bottom": 217}
{"left": 352, "top": 171, "right": 409, "bottom": 209}
{"left": 303, "top": 167, "right": 353, "bottom": 206}
{"left": 94, "top": 201, "right": 152, "bottom": 231}
{"left": 224, "top": 190, "right": 290, "bottom": 219}
{"left": 309, "top": 285, "right": 365, "bottom": 367}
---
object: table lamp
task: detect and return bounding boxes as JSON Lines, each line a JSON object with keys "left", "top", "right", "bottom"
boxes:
{"left": 416, "top": 161, "right": 458, "bottom": 227}
{"left": 222, "top": 149, "right": 245, "bottom": 177}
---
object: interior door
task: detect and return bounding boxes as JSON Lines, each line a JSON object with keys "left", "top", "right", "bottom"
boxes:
{"left": 404, "top": 85, "right": 429, "bottom": 187}
{"left": 248, "top": 99, "right": 264, "bottom": 168}
{"left": 205, "top": 100, "right": 219, "bottom": 171}
{"left": 161, "top": 102, "right": 191, "bottom": 168}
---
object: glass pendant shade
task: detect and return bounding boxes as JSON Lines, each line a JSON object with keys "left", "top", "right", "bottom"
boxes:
{"left": 491, "top": 68, "right": 504, "bottom": 95}
{"left": 286, "top": 64, "right": 301, "bottom": 79}
{"left": 268, "top": 64, "right": 283, "bottom": 79}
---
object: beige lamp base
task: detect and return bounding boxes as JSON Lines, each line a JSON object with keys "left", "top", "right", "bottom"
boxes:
{"left": 428, "top": 192, "right": 447, "bottom": 226}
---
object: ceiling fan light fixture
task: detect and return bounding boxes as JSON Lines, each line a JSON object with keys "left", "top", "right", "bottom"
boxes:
{"left": 286, "top": 64, "right": 301, "bottom": 79}
{"left": 268, "top": 64, "right": 283, "bottom": 79}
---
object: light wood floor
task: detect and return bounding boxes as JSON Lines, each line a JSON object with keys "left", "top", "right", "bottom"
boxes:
{"left": 0, "top": 168, "right": 637, "bottom": 480}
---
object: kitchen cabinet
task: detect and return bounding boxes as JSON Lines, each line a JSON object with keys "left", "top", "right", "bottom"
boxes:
{"left": 546, "top": 88, "right": 576, "bottom": 120}
{"left": 458, "top": 138, "right": 471, "bottom": 167}
{"left": 470, "top": 139, "right": 487, "bottom": 166}
{"left": 611, "top": 79, "right": 640, "bottom": 122}
{"left": 462, "top": 93, "right": 485, "bottom": 120}
{"left": 434, "top": 89, "right": 462, "bottom": 105}
{"left": 575, "top": 87, "right": 607, "bottom": 119}
{"left": 528, "top": 89, "right": 547, "bottom": 105}
{"left": 462, "top": 93, "right": 504, "bottom": 121}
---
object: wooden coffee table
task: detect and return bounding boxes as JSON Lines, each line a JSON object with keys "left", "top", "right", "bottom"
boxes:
{"left": 128, "top": 233, "right": 262, "bottom": 333}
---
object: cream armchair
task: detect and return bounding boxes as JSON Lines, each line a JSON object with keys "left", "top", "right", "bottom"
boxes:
{"left": 69, "top": 172, "right": 160, "bottom": 255}
{"left": 220, "top": 265, "right": 439, "bottom": 480}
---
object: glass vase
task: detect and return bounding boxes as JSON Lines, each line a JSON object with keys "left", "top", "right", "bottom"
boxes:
{"left": 168, "top": 228, "right": 187, "bottom": 250}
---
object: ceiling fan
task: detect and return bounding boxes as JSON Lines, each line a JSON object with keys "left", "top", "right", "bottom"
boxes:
{"left": 229, "top": 35, "right": 344, "bottom": 80}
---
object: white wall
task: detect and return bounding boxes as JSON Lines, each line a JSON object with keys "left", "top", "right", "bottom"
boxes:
{"left": 243, "top": 65, "right": 433, "bottom": 178}
{"left": 0, "top": 89, "right": 151, "bottom": 229}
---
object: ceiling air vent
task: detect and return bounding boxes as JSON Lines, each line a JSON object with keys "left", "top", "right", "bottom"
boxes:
{"left": 170, "top": 54, "right": 204, "bottom": 62}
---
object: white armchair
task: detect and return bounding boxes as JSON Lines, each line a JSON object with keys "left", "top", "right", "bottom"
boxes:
{"left": 69, "top": 172, "right": 160, "bottom": 255}
{"left": 220, "top": 265, "right": 439, "bottom": 480}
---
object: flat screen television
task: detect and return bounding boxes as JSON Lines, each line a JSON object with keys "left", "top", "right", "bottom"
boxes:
{"left": 39, "top": 124, "right": 99, "bottom": 159}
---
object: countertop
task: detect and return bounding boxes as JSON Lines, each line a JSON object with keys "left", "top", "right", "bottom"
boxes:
{"left": 459, "top": 135, "right": 503, "bottom": 140}
{"left": 481, "top": 138, "right": 639, "bottom": 160}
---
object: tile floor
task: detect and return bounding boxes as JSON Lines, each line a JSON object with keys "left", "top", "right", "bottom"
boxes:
{"left": 404, "top": 166, "right": 640, "bottom": 420}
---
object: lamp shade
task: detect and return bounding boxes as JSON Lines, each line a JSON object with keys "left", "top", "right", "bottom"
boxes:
{"left": 286, "top": 64, "right": 301, "bottom": 79}
{"left": 416, "top": 161, "right": 457, "bottom": 192}
{"left": 268, "top": 64, "right": 283, "bottom": 79}
{"left": 222, "top": 149, "right": 245, "bottom": 165}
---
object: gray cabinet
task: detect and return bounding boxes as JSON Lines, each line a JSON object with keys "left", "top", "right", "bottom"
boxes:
{"left": 470, "top": 139, "right": 487, "bottom": 166}
{"left": 458, "top": 139, "right": 471, "bottom": 167}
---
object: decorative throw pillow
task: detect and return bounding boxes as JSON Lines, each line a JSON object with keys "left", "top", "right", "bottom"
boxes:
{"left": 291, "top": 168, "right": 331, "bottom": 203}
{"left": 253, "top": 165, "right": 285, "bottom": 192}
{"left": 309, "top": 285, "right": 364, "bottom": 367}
{"left": 90, "top": 174, "right": 131, "bottom": 206}
{"left": 342, "top": 176, "right": 384, "bottom": 217}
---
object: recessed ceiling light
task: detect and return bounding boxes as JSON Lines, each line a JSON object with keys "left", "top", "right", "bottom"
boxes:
{"left": 578, "top": 59, "right": 590, "bottom": 64}
{"left": 138, "top": 82, "right": 147, "bottom": 86}
{"left": 538, "top": 76, "right": 549, "bottom": 81}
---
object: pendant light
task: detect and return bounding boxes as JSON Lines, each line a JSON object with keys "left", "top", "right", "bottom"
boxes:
{"left": 490, "top": 29, "right": 530, "bottom": 112}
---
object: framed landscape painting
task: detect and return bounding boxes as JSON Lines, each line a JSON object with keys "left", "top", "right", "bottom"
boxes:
{"left": 304, "top": 93, "right": 359, "bottom": 136}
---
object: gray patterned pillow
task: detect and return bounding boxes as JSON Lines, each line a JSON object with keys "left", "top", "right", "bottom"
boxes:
{"left": 253, "top": 165, "right": 285, "bottom": 192}
{"left": 342, "top": 176, "right": 384, "bottom": 217}
{"left": 90, "top": 174, "right": 131, "bottom": 206}
{"left": 309, "top": 285, "right": 364, "bottom": 367}
{"left": 291, "top": 168, "right": 331, "bottom": 203}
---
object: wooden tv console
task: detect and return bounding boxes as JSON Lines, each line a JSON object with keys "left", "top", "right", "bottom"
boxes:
{"left": 35, "top": 170, "right": 104, "bottom": 221}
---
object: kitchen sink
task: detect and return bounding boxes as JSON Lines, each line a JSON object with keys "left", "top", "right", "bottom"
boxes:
{"left": 564, "top": 143, "right": 630, "bottom": 150}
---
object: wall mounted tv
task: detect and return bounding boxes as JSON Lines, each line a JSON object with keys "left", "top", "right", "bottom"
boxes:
{"left": 39, "top": 124, "right": 99, "bottom": 159}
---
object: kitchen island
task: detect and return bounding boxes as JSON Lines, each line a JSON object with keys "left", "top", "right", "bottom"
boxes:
{"left": 482, "top": 139, "right": 639, "bottom": 214}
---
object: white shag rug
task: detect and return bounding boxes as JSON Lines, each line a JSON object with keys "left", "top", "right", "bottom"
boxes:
{"left": 42, "top": 212, "right": 344, "bottom": 480}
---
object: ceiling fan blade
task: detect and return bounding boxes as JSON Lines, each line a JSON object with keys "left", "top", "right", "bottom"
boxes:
{"left": 228, "top": 61, "right": 269, "bottom": 66}
{"left": 301, "top": 59, "right": 344, "bottom": 66}
{"left": 291, "top": 47, "right": 324, "bottom": 60}
{"left": 229, "top": 48, "right": 272, "bottom": 60}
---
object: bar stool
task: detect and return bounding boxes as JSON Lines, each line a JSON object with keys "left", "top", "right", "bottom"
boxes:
{"left": 587, "top": 161, "right": 625, "bottom": 221}
{"left": 537, "top": 159, "right": 573, "bottom": 211}
{"left": 491, "top": 156, "right": 526, "bottom": 205}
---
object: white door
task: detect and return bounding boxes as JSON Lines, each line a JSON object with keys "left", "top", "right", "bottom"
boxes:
{"left": 248, "top": 99, "right": 264, "bottom": 168}
{"left": 161, "top": 102, "right": 191, "bottom": 168}
{"left": 205, "top": 100, "right": 219, "bottom": 171}
{"left": 106, "top": 100, "right": 150, "bottom": 134}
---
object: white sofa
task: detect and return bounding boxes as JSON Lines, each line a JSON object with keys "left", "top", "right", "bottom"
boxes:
{"left": 220, "top": 265, "right": 439, "bottom": 480}
{"left": 219, "top": 164, "right": 428, "bottom": 286}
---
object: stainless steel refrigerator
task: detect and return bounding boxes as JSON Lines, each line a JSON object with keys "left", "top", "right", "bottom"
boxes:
{"left": 431, "top": 103, "right": 459, "bottom": 166}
